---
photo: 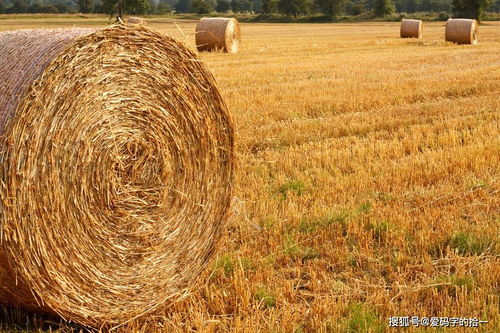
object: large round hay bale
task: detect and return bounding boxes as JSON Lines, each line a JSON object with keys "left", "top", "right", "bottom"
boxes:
{"left": 0, "top": 25, "right": 234, "bottom": 328}
{"left": 195, "top": 17, "right": 240, "bottom": 53}
{"left": 445, "top": 18, "right": 478, "bottom": 44}
{"left": 128, "top": 16, "right": 145, "bottom": 25}
{"left": 400, "top": 19, "right": 422, "bottom": 38}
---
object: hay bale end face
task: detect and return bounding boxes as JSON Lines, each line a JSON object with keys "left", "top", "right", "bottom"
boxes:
{"left": 0, "top": 25, "right": 234, "bottom": 328}
{"left": 445, "top": 18, "right": 478, "bottom": 44}
{"left": 400, "top": 19, "right": 422, "bottom": 38}
{"left": 195, "top": 17, "right": 240, "bottom": 53}
{"left": 127, "top": 16, "right": 145, "bottom": 25}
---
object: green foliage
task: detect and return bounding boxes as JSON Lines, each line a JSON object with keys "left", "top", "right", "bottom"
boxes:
{"left": 212, "top": 255, "right": 255, "bottom": 278}
{"left": 6, "top": 0, "right": 29, "bottom": 13}
{"left": 346, "top": 1, "right": 366, "bottom": 15}
{"left": 259, "top": 216, "right": 278, "bottom": 230}
{"left": 345, "top": 303, "right": 384, "bottom": 333}
{"left": 374, "top": 0, "right": 395, "bottom": 15}
{"left": 283, "top": 238, "right": 320, "bottom": 260}
{"left": 450, "top": 231, "right": 492, "bottom": 255}
{"left": 216, "top": 0, "right": 231, "bottom": 11}
{"left": 356, "top": 201, "right": 372, "bottom": 214}
{"left": 254, "top": 286, "right": 277, "bottom": 308}
{"left": 393, "top": 0, "right": 453, "bottom": 12}
{"left": 3, "top": 0, "right": 64, "bottom": 13}
{"left": 78, "top": 0, "right": 94, "bottom": 13}
{"left": 23, "top": 2, "right": 59, "bottom": 14}
{"left": 175, "top": 0, "right": 191, "bottom": 12}
{"left": 438, "top": 10, "right": 450, "bottom": 19}
{"left": 102, "top": 0, "right": 150, "bottom": 17}
{"left": 315, "top": 0, "right": 347, "bottom": 18}
{"left": 452, "top": 0, "right": 492, "bottom": 20}
{"left": 276, "top": 179, "right": 306, "bottom": 199}
{"left": 214, "top": 254, "right": 235, "bottom": 276}
{"left": 156, "top": 0, "right": 172, "bottom": 13}
{"left": 191, "top": 0, "right": 213, "bottom": 13}
{"left": 298, "top": 211, "right": 349, "bottom": 233}
{"left": 491, "top": 0, "right": 500, "bottom": 11}
{"left": 0, "top": 0, "right": 7, "bottom": 13}
{"left": 232, "top": 0, "right": 253, "bottom": 12}
{"left": 435, "top": 274, "right": 475, "bottom": 296}
{"left": 278, "top": 0, "right": 311, "bottom": 16}
{"left": 263, "top": 0, "right": 279, "bottom": 12}
{"left": 367, "top": 219, "right": 392, "bottom": 241}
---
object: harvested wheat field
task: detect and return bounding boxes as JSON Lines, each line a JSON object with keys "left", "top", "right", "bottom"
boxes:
{"left": 0, "top": 17, "right": 499, "bottom": 332}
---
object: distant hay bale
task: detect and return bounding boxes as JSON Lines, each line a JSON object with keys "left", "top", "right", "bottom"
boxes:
{"left": 195, "top": 17, "right": 240, "bottom": 53}
{"left": 445, "top": 18, "right": 478, "bottom": 44}
{"left": 128, "top": 16, "right": 145, "bottom": 25}
{"left": 400, "top": 19, "right": 422, "bottom": 38}
{"left": 0, "top": 25, "right": 234, "bottom": 328}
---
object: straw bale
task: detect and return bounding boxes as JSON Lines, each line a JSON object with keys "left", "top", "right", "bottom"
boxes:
{"left": 195, "top": 17, "right": 240, "bottom": 53}
{"left": 128, "top": 17, "right": 145, "bottom": 25}
{"left": 445, "top": 18, "right": 478, "bottom": 44}
{"left": 400, "top": 19, "right": 422, "bottom": 38}
{"left": 0, "top": 24, "right": 234, "bottom": 328}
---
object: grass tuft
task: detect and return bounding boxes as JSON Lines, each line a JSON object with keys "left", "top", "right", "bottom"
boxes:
{"left": 254, "top": 286, "right": 277, "bottom": 308}
{"left": 345, "top": 303, "right": 384, "bottom": 333}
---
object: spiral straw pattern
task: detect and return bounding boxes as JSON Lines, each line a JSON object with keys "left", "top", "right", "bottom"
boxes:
{"left": 0, "top": 25, "right": 234, "bottom": 327}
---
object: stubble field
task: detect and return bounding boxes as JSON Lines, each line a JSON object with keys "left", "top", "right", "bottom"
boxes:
{"left": 0, "top": 16, "right": 499, "bottom": 332}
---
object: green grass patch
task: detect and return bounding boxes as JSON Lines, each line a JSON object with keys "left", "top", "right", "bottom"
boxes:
{"left": 254, "top": 286, "right": 277, "bottom": 308}
{"left": 435, "top": 274, "right": 475, "bottom": 297}
{"left": 356, "top": 201, "right": 372, "bottom": 215}
{"left": 450, "top": 231, "right": 492, "bottom": 256}
{"left": 298, "top": 211, "right": 349, "bottom": 234}
{"left": 213, "top": 254, "right": 234, "bottom": 277}
{"left": 283, "top": 239, "right": 320, "bottom": 261}
{"left": 275, "top": 179, "right": 307, "bottom": 200}
{"left": 345, "top": 303, "right": 384, "bottom": 333}
{"left": 367, "top": 219, "right": 393, "bottom": 241}
{"left": 259, "top": 216, "right": 278, "bottom": 231}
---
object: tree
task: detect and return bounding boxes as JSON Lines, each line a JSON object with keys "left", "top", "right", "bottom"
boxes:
{"left": 157, "top": 0, "right": 172, "bottom": 13}
{"left": 53, "top": 0, "right": 78, "bottom": 13}
{"left": 0, "top": 0, "right": 6, "bottom": 13}
{"left": 406, "top": 0, "right": 420, "bottom": 12}
{"left": 252, "top": 0, "right": 263, "bottom": 11}
{"left": 78, "top": 0, "right": 95, "bottom": 13}
{"left": 102, "top": 0, "right": 150, "bottom": 17}
{"left": 6, "top": 0, "right": 30, "bottom": 13}
{"left": 191, "top": 0, "right": 213, "bottom": 12}
{"left": 262, "top": 0, "right": 278, "bottom": 12}
{"left": 374, "top": 0, "right": 395, "bottom": 15}
{"left": 491, "top": 0, "right": 500, "bottom": 12}
{"left": 346, "top": 1, "right": 365, "bottom": 15}
{"left": 278, "top": 0, "right": 310, "bottom": 16}
{"left": 41, "top": 4, "right": 60, "bottom": 12}
{"left": 452, "top": 0, "right": 492, "bottom": 20}
{"left": 28, "top": 2, "right": 43, "bottom": 13}
{"left": 216, "top": 0, "right": 231, "bottom": 11}
{"left": 232, "top": 0, "right": 253, "bottom": 11}
{"left": 175, "top": 0, "right": 192, "bottom": 12}
{"left": 315, "top": 0, "right": 347, "bottom": 18}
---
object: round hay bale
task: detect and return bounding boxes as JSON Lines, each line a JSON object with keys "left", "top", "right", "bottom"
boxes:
{"left": 400, "top": 19, "right": 422, "bottom": 38}
{"left": 195, "top": 17, "right": 240, "bottom": 53}
{"left": 127, "top": 16, "right": 145, "bottom": 25}
{"left": 0, "top": 25, "right": 234, "bottom": 328}
{"left": 445, "top": 18, "right": 478, "bottom": 45}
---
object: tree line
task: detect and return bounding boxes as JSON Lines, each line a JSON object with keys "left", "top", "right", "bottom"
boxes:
{"left": 0, "top": 0, "right": 498, "bottom": 21}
